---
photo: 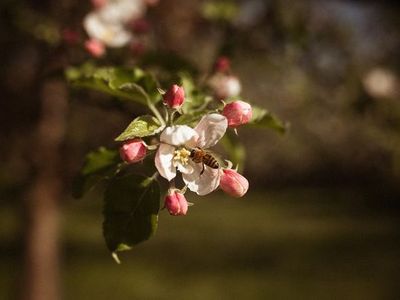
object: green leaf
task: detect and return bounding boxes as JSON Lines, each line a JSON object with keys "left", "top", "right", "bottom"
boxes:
{"left": 65, "top": 64, "right": 160, "bottom": 105}
{"left": 72, "top": 147, "right": 120, "bottom": 198}
{"left": 247, "top": 106, "right": 288, "bottom": 134}
{"left": 103, "top": 174, "right": 160, "bottom": 253}
{"left": 115, "top": 115, "right": 163, "bottom": 141}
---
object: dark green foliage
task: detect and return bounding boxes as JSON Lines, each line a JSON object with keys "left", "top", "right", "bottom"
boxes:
{"left": 72, "top": 147, "right": 121, "bottom": 199}
{"left": 103, "top": 174, "right": 160, "bottom": 253}
{"left": 66, "top": 64, "right": 160, "bottom": 105}
{"left": 248, "top": 105, "right": 288, "bottom": 134}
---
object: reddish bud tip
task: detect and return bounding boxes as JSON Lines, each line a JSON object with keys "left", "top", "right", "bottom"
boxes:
{"left": 222, "top": 100, "right": 253, "bottom": 127}
{"left": 119, "top": 139, "right": 147, "bottom": 163}
{"left": 163, "top": 84, "right": 185, "bottom": 109}
{"left": 84, "top": 39, "right": 105, "bottom": 58}
{"left": 214, "top": 56, "right": 231, "bottom": 73}
{"left": 165, "top": 190, "right": 188, "bottom": 216}
{"left": 91, "top": 0, "right": 108, "bottom": 9}
{"left": 220, "top": 169, "right": 249, "bottom": 198}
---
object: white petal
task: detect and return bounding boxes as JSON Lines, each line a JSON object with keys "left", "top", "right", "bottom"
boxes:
{"left": 98, "top": 0, "right": 145, "bottom": 24}
{"left": 160, "top": 125, "right": 198, "bottom": 146}
{"left": 155, "top": 144, "right": 176, "bottom": 181}
{"left": 194, "top": 113, "right": 228, "bottom": 148}
{"left": 177, "top": 163, "right": 194, "bottom": 175}
{"left": 183, "top": 163, "right": 221, "bottom": 196}
{"left": 83, "top": 12, "right": 132, "bottom": 47}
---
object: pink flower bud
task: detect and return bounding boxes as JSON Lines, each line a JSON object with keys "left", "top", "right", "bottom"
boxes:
{"left": 214, "top": 56, "right": 231, "bottom": 73}
{"left": 84, "top": 39, "right": 105, "bottom": 58}
{"left": 165, "top": 190, "right": 188, "bottom": 216}
{"left": 208, "top": 74, "right": 241, "bottom": 100}
{"left": 222, "top": 100, "right": 252, "bottom": 127}
{"left": 119, "top": 139, "right": 147, "bottom": 163}
{"left": 220, "top": 169, "right": 249, "bottom": 198}
{"left": 163, "top": 84, "right": 185, "bottom": 109}
{"left": 91, "top": 0, "right": 107, "bottom": 9}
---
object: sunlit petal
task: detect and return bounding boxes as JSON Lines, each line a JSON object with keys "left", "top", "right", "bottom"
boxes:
{"left": 160, "top": 125, "right": 198, "bottom": 146}
{"left": 155, "top": 144, "right": 176, "bottom": 181}
{"left": 183, "top": 163, "right": 221, "bottom": 195}
{"left": 194, "top": 113, "right": 228, "bottom": 148}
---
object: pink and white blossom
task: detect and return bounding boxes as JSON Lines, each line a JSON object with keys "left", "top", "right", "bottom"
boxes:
{"left": 222, "top": 100, "right": 253, "bottom": 127}
{"left": 155, "top": 114, "right": 228, "bottom": 195}
{"left": 83, "top": 0, "right": 147, "bottom": 48}
{"left": 219, "top": 169, "right": 249, "bottom": 197}
{"left": 84, "top": 12, "right": 133, "bottom": 47}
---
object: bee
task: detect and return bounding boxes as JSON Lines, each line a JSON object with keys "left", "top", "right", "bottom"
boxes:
{"left": 189, "top": 147, "right": 220, "bottom": 175}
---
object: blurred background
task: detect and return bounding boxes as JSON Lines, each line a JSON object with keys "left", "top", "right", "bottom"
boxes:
{"left": 1, "top": 0, "right": 400, "bottom": 299}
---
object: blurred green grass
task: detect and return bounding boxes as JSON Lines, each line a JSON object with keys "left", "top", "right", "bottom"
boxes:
{"left": 1, "top": 188, "right": 399, "bottom": 299}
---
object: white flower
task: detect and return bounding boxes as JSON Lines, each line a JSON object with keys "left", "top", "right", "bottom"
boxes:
{"left": 155, "top": 114, "right": 228, "bottom": 195}
{"left": 84, "top": 12, "right": 132, "bottom": 47}
{"left": 84, "top": 0, "right": 146, "bottom": 47}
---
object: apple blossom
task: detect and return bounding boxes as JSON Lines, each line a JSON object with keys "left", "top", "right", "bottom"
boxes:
{"left": 84, "top": 12, "right": 133, "bottom": 48}
{"left": 219, "top": 169, "right": 249, "bottom": 197}
{"left": 83, "top": 0, "right": 148, "bottom": 48}
{"left": 208, "top": 74, "right": 242, "bottom": 100}
{"left": 155, "top": 113, "right": 228, "bottom": 195}
{"left": 222, "top": 100, "right": 253, "bottom": 127}
{"left": 164, "top": 190, "right": 188, "bottom": 216}
{"left": 119, "top": 139, "right": 147, "bottom": 163}
{"left": 163, "top": 85, "right": 185, "bottom": 109}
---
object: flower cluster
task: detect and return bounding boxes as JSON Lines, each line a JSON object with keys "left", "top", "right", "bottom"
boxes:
{"left": 83, "top": 0, "right": 156, "bottom": 57}
{"left": 119, "top": 79, "right": 252, "bottom": 216}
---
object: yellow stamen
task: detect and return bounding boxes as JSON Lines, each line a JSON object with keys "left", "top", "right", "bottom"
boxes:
{"left": 173, "top": 148, "right": 191, "bottom": 166}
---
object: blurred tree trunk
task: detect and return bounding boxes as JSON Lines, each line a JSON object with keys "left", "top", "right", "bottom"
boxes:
{"left": 21, "top": 78, "right": 67, "bottom": 300}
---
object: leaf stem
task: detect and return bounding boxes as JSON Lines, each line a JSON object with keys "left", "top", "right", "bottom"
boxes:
{"left": 128, "top": 82, "right": 166, "bottom": 127}
{"left": 147, "top": 100, "right": 166, "bottom": 127}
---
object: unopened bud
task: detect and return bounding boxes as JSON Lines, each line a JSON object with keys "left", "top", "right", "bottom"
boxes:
{"left": 220, "top": 169, "right": 249, "bottom": 198}
{"left": 119, "top": 139, "right": 147, "bottom": 163}
{"left": 91, "top": 0, "right": 108, "bottom": 9}
{"left": 84, "top": 39, "right": 105, "bottom": 57}
{"left": 222, "top": 100, "right": 252, "bottom": 127}
{"left": 214, "top": 56, "right": 231, "bottom": 73}
{"left": 208, "top": 74, "right": 241, "bottom": 100}
{"left": 165, "top": 190, "right": 188, "bottom": 216}
{"left": 163, "top": 84, "right": 185, "bottom": 109}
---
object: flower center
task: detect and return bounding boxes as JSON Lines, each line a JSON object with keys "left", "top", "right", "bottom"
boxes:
{"left": 173, "top": 148, "right": 191, "bottom": 166}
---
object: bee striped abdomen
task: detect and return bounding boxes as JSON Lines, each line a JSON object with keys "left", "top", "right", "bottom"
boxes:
{"left": 189, "top": 148, "right": 220, "bottom": 169}
{"left": 203, "top": 153, "right": 219, "bottom": 169}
